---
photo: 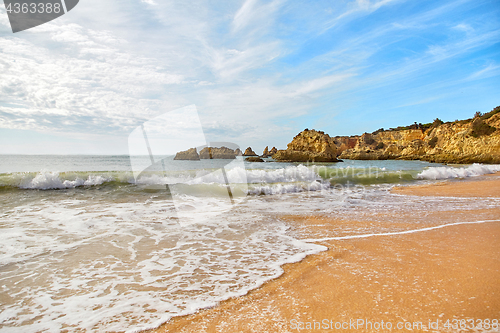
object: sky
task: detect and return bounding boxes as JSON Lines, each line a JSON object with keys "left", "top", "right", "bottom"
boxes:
{"left": 0, "top": 0, "right": 499, "bottom": 155}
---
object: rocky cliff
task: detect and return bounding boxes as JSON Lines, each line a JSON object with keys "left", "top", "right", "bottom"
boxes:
{"left": 273, "top": 129, "right": 341, "bottom": 162}
{"left": 275, "top": 107, "right": 500, "bottom": 164}
{"left": 338, "top": 107, "right": 500, "bottom": 163}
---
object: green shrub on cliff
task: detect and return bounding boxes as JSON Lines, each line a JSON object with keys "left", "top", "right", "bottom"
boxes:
{"left": 428, "top": 136, "right": 438, "bottom": 148}
{"left": 364, "top": 135, "right": 375, "bottom": 145}
{"left": 470, "top": 119, "right": 496, "bottom": 138}
{"left": 480, "top": 106, "right": 500, "bottom": 121}
{"left": 432, "top": 118, "right": 443, "bottom": 126}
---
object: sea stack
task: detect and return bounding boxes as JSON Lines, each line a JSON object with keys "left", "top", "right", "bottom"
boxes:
{"left": 261, "top": 146, "right": 270, "bottom": 157}
{"left": 174, "top": 148, "right": 200, "bottom": 160}
{"left": 199, "top": 147, "right": 236, "bottom": 159}
{"left": 243, "top": 147, "right": 258, "bottom": 156}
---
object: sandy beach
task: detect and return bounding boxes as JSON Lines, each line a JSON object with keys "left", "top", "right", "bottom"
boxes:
{"left": 148, "top": 174, "right": 500, "bottom": 333}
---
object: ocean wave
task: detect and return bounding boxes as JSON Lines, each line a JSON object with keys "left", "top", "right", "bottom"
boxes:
{"left": 0, "top": 165, "right": 322, "bottom": 191}
{"left": 314, "top": 166, "right": 419, "bottom": 185}
{"left": 22, "top": 173, "right": 112, "bottom": 190}
{"left": 0, "top": 171, "right": 133, "bottom": 190}
{"left": 416, "top": 163, "right": 500, "bottom": 180}
{"left": 3, "top": 163, "right": 499, "bottom": 192}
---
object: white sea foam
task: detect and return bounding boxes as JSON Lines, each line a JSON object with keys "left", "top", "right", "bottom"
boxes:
{"left": 2, "top": 162, "right": 500, "bottom": 332}
{"left": 417, "top": 163, "right": 500, "bottom": 180}
{"left": 0, "top": 194, "right": 325, "bottom": 333}
{"left": 184, "top": 165, "right": 320, "bottom": 185}
{"left": 247, "top": 180, "right": 329, "bottom": 195}
{"left": 3, "top": 157, "right": 500, "bottom": 332}
{"left": 16, "top": 171, "right": 113, "bottom": 189}
{"left": 304, "top": 219, "right": 500, "bottom": 242}
{"left": 2, "top": 165, "right": 323, "bottom": 192}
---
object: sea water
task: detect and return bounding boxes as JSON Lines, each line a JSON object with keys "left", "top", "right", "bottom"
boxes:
{"left": 1, "top": 155, "right": 500, "bottom": 332}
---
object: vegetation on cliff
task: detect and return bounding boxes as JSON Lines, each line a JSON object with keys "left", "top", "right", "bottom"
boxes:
{"left": 338, "top": 106, "right": 500, "bottom": 164}
{"left": 276, "top": 106, "right": 500, "bottom": 164}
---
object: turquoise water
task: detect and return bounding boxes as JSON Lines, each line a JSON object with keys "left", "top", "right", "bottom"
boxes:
{"left": 0, "top": 155, "right": 438, "bottom": 190}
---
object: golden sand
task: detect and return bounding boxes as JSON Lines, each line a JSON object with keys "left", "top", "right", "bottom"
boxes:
{"left": 392, "top": 173, "right": 500, "bottom": 197}
{"left": 147, "top": 176, "right": 500, "bottom": 333}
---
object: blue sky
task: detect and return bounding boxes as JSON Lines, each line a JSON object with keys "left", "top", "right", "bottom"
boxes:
{"left": 0, "top": 0, "right": 499, "bottom": 154}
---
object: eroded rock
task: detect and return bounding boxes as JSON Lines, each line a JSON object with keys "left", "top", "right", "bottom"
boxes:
{"left": 174, "top": 148, "right": 200, "bottom": 160}
{"left": 243, "top": 147, "right": 258, "bottom": 156}
{"left": 273, "top": 129, "right": 340, "bottom": 162}
{"left": 199, "top": 147, "right": 236, "bottom": 159}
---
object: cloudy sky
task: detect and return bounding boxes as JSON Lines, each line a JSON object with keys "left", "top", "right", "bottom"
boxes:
{"left": 0, "top": 0, "right": 499, "bottom": 154}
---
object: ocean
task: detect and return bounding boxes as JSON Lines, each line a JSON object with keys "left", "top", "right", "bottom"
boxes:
{"left": 1, "top": 155, "right": 500, "bottom": 332}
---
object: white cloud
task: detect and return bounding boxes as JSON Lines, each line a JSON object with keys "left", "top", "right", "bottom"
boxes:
{"left": 207, "top": 42, "right": 282, "bottom": 79}
{"left": 0, "top": 20, "right": 187, "bottom": 136}
{"left": 321, "top": 0, "right": 402, "bottom": 33}
{"left": 453, "top": 23, "right": 474, "bottom": 34}
{"left": 140, "top": 0, "right": 157, "bottom": 5}
{"left": 467, "top": 63, "right": 500, "bottom": 80}
{"left": 232, "top": 0, "right": 284, "bottom": 34}
{"left": 0, "top": 0, "right": 498, "bottom": 153}
{"left": 232, "top": 0, "right": 258, "bottom": 32}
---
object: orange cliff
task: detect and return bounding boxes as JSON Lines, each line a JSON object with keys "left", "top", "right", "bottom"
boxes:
{"left": 273, "top": 106, "right": 500, "bottom": 164}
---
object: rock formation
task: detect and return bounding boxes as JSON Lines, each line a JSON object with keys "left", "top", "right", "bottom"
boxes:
{"left": 338, "top": 106, "right": 500, "bottom": 163}
{"left": 274, "top": 106, "right": 500, "bottom": 164}
{"left": 243, "top": 147, "right": 258, "bottom": 156}
{"left": 273, "top": 129, "right": 341, "bottom": 162}
{"left": 235, "top": 148, "right": 243, "bottom": 156}
{"left": 261, "top": 146, "right": 270, "bottom": 157}
{"left": 199, "top": 147, "right": 236, "bottom": 159}
{"left": 269, "top": 147, "right": 278, "bottom": 156}
{"left": 245, "top": 156, "right": 264, "bottom": 162}
{"left": 174, "top": 148, "right": 200, "bottom": 160}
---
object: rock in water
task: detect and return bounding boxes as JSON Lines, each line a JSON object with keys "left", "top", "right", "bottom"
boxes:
{"left": 235, "top": 148, "right": 243, "bottom": 156}
{"left": 273, "top": 129, "right": 340, "bottom": 162}
{"left": 261, "top": 146, "right": 270, "bottom": 157}
{"left": 245, "top": 157, "right": 264, "bottom": 162}
{"left": 174, "top": 148, "right": 200, "bottom": 160}
{"left": 199, "top": 147, "right": 236, "bottom": 159}
{"left": 269, "top": 147, "right": 278, "bottom": 156}
{"left": 243, "top": 147, "right": 258, "bottom": 156}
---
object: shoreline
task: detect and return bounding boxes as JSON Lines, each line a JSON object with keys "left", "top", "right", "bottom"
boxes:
{"left": 146, "top": 174, "right": 500, "bottom": 333}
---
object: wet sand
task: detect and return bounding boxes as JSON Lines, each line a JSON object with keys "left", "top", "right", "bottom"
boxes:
{"left": 392, "top": 173, "right": 500, "bottom": 197}
{"left": 148, "top": 175, "right": 500, "bottom": 333}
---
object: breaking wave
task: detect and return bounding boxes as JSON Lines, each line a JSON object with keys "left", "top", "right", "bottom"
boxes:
{"left": 1, "top": 163, "right": 499, "bottom": 193}
{"left": 417, "top": 163, "right": 500, "bottom": 180}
